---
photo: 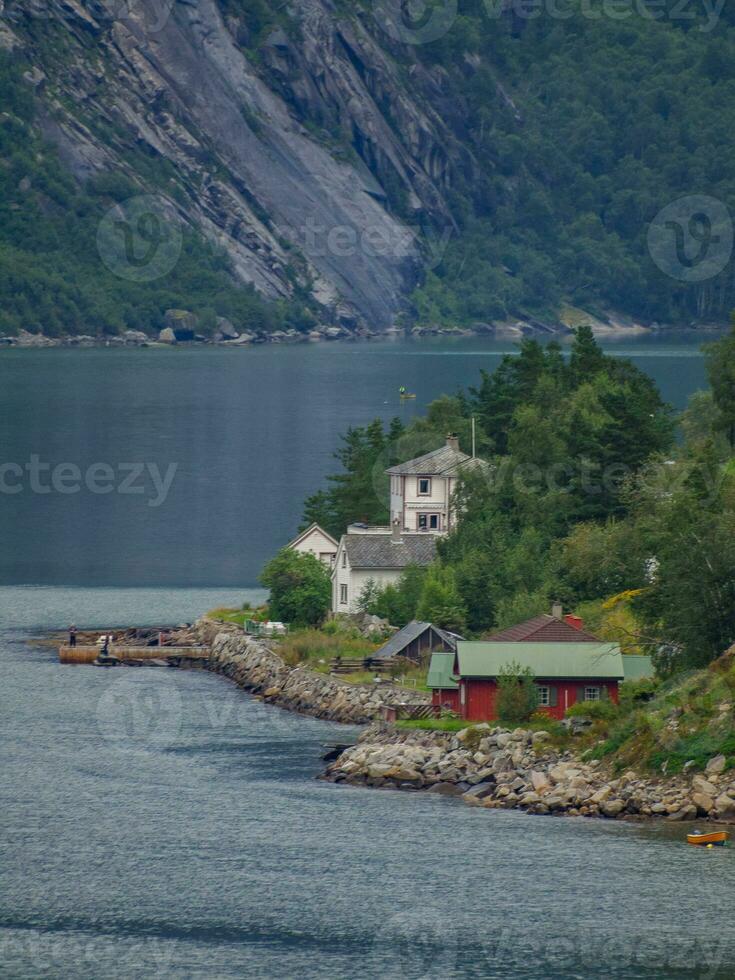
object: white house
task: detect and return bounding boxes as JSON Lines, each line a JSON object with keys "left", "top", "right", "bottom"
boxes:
{"left": 330, "top": 434, "right": 489, "bottom": 614}
{"left": 287, "top": 522, "right": 339, "bottom": 567}
{"left": 386, "top": 434, "right": 488, "bottom": 534}
{"left": 332, "top": 522, "right": 437, "bottom": 614}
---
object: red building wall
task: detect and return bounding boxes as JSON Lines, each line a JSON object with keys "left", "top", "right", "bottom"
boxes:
{"left": 432, "top": 688, "right": 460, "bottom": 713}
{"left": 459, "top": 678, "right": 619, "bottom": 722}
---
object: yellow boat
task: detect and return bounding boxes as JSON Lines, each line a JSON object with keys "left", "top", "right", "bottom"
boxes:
{"left": 687, "top": 830, "right": 729, "bottom": 847}
{"left": 399, "top": 392, "right": 416, "bottom": 400}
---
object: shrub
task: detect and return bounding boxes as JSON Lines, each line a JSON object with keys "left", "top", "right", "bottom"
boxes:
{"left": 496, "top": 661, "right": 538, "bottom": 725}
{"left": 259, "top": 549, "right": 331, "bottom": 627}
{"left": 565, "top": 699, "right": 619, "bottom": 722}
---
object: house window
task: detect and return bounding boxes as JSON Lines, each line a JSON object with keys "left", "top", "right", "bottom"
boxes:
{"left": 418, "top": 478, "right": 431, "bottom": 496}
{"left": 584, "top": 686, "right": 601, "bottom": 701}
{"left": 536, "top": 685, "right": 556, "bottom": 707}
{"left": 418, "top": 514, "right": 440, "bottom": 531}
{"left": 339, "top": 584, "right": 348, "bottom": 604}
{"left": 342, "top": 552, "right": 347, "bottom": 568}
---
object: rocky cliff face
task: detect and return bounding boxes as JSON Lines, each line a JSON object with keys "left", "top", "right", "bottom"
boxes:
{"left": 0, "top": 0, "right": 475, "bottom": 329}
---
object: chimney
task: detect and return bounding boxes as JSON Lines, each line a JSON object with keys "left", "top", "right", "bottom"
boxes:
{"left": 564, "top": 614, "right": 584, "bottom": 631}
{"left": 391, "top": 518, "right": 402, "bottom": 543}
{"left": 551, "top": 602, "right": 563, "bottom": 620}
{"left": 446, "top": 433, "right": 459, "bottom": 452}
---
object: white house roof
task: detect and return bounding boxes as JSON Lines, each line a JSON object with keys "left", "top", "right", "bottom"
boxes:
{"left": 286, "top": 522, "right": 338, "bottom": 550}
{"left": 386, "top": 444, "right": 489, "bottom": 478}
{"left": 342, "top": 532, "right": 437, "bottom": 569}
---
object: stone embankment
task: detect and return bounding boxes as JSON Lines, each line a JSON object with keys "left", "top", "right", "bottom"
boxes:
{"left": 201, "top": 624, "right": 430, "bottom": 725}
{"left": 324, "top": 724, "right": 735, "bottom": 823}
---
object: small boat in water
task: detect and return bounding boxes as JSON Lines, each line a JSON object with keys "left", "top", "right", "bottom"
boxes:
{"left": 687, "top": 830, "right": 729, "bottom": 847}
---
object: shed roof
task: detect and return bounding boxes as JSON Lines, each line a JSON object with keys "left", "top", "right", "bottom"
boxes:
{"left": 621, "top": 654, "right": 655, "bottom": 681}
{"left": 342, "top": 532, "right": 436, "bottom": 569}
{"left": 372, "top": 620, "right": 461, "bottom": 660}
{"left": 427, "top": 651, "right": 459, "bottom": 690}
{"left": 386, "top": 444, "right": 489, "bottom": 478}
{"left": 456, "top": 641, "right": 624, "bottom": 679}
{"left": 484, "top": 614, "right": 601, "bottom": 644}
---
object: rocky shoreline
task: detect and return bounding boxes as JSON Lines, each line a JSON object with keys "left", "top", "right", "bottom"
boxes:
{"left": 200, "top": 623, "right": 430, "bottom": 725}
{"left": 190, "top": 621, "right": 735, "bottom": 825}
{"left": 1, "top": 319, "right": 713, "bottom": 351}
{"left": 323, "top": 724, "right": 735, "bottom": 825}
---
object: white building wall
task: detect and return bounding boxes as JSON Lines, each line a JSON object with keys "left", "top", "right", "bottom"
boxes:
{"left": 290, "top": 527, "right": 337, "bottom": 566}
{"left": 331, "top": 546, "right": 404, "bottom": 613}
{"left": 402, "top": 475, "right": 452, "bottom": 533}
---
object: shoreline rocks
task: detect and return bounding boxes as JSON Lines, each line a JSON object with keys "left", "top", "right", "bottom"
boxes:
{"left": 323, "top": 724, "right": 735, "bottom": 824}
{"left": 202, "top": 624, "right": 430, "bottom": 725}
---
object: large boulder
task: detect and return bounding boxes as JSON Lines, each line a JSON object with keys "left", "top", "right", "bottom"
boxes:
{"left": 692, "top": 775, "right": 718, "bottom": 797}
{"left": 215, "top": 316, "right": 238, "bottom": 340}
{"left": 706, "top": 754, "right": 727, "bottom": 774}
{"left": 715, "top": 793, "right": 735, "bottom": 820}
{"left": 158, "top": 327, "right": 177, "bottom": 344}
{"left": 123, "top": 329, "right": 148, "bottom": 345}
{"left": 692, "top": 792, "right": 714, "bottom": 815}
{"left": 600, "top": 798, "right": 626, "bottom": 817}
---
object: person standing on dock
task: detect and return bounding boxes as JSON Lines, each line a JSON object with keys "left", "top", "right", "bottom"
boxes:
{"left": 69, "top": 625, "right": 77, "bottom": 647}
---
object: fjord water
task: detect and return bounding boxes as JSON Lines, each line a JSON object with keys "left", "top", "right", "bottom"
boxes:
{"left": 2, "top": 593, "right": 735, "bottom": 980}
{"left": 1, "top": 336, "right": 729, "bottom": 979}
{"left": 0, "top": 333, "right": 713, "bottom": 588}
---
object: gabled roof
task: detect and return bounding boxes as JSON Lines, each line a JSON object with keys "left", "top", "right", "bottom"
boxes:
{"left": 372, "top": 620, "right": 461, "bottom": 660}
{"left": 342, "top": 532, "right": 437, "bottom": 569}
{"left": 287, "top": 522, "right": 338, "bottom": 550}
{"left": 386, "top": 444, "right": 488, "bottom": 478}
{"left": 484, "top": 614, "right": 601, "bottom": 643}
{"left": 456, "top": 641, "right": 624, "bottom": 679}
{"left": 427, "top": 651, "right": 459, "bottom": 690}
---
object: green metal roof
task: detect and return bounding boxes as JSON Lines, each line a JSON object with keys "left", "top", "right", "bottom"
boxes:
{"left": 621, "top": 654, "right": 655, "bottom": 681}
{"left": 427, "top": 651, "right": 459, "bottom": 689}
{"left": 456, "top": 641, "right": 624, "bottom": 679}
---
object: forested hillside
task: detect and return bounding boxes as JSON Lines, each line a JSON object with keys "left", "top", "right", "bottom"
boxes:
{"left": 1, "top": 0, "right": 735, "bottom": 335}
{"left": 305, "top": 327, "right": 735, "bottom": 673}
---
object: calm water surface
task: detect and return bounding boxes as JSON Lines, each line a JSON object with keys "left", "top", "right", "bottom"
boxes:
{"left": 2, "top": 590, "right": 735, "bottom": 979}
{"left": 1, "top": 338, "right": 728, "bottom": 978}
{"left": 0, "top": 333, "right": 714, "bottom": 587}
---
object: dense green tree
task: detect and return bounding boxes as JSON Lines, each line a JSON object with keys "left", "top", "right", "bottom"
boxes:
{"left": 416, "top": 565, "right": 467, "bottom": 635}
{"left": 706, "top": 324, "right": 735, "bottom": 448}
{"left": 301, "top": 418, "right": 404, "bottom": 538}
{"left": 260, "top": 549, "right": 331, "bottom": 627}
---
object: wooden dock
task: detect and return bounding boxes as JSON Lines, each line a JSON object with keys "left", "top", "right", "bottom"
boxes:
{"left": 59, "top": 645, "right": 209, "bottom": 665}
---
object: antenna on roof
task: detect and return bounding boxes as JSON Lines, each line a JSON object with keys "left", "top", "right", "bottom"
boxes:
{"left": 471, "top": 417, "right": 476, "bottom": 459}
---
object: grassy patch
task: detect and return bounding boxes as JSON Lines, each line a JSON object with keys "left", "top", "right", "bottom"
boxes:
{"left": 277, "top": 628, "right": 378, "bottom": 668}
{"left": 206, "top": 604, "right": 266, "bottom": 626}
